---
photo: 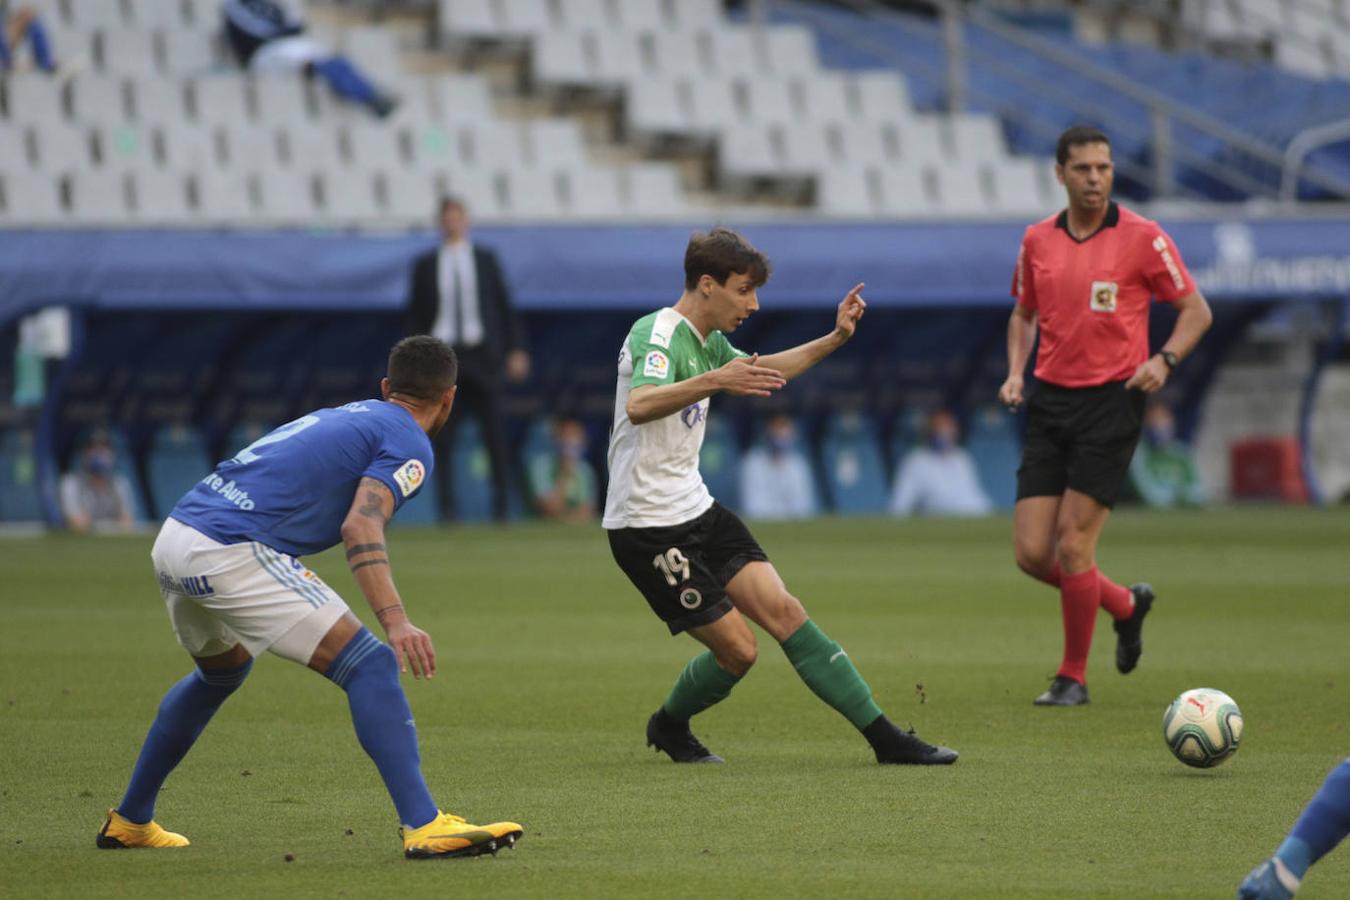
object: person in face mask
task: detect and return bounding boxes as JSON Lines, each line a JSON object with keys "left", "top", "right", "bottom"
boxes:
{"left": 889, "top": 410, "right": 992, "bottom": 517}
{"left": 529, "top": 417, "right": 597, "bottom": 523}
{"left": 1127, "top": 400, "right": 1207, "bottom": 508}
{"left": 59, "top": 429, "right": 139, "bottom": 533}
{"left": 739, "top": 414, "right": 819, "bottom": 520}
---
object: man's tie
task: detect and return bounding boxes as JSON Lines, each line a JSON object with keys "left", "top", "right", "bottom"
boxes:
{"left": 451, "top": 261, "right": 464, "bottom": 346}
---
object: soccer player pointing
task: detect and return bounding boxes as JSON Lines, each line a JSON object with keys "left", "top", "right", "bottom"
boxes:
{"left": 1000, "top": 127, "right": 1213, "bottom": 706}
{"left": 98, "top": 337, "right": 523, "bottom": 859}
{"left": 606, "top": 228, "right": 957, "bottom": 765}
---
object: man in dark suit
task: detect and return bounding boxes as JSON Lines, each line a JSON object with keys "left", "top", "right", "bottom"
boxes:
{"left": 407, "top": 196, "right": 530, "bottom": 521}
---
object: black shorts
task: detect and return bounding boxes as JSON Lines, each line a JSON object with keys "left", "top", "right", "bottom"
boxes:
{"left": 1017, "top": 379, "right": 1146, "bottom": 509}
{"left": 607, "top": 501, "right": 769, "bottom": 635}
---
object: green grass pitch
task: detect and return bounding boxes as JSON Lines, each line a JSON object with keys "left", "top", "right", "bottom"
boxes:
{"left": 1, "top": 508, "right": 1347, "bottom": 898}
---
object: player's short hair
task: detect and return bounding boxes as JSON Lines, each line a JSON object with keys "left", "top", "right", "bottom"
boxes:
{"left": 1056, "top": 126, "right": 1111, "bottom": 165}
{"left": 684, "top": 228, "right": 771, "bottom": 290}
{"left": 387, "top": 336, "right": 458, "bottom": 403}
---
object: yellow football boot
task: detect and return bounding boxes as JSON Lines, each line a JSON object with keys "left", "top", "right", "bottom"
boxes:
{"left": 400, "top": 810, "right": 523, "bottom": 859}
{"left": 96, "top": 809, "right": 190, "bottom": 849}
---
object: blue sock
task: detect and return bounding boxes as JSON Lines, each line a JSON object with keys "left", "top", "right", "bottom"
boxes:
{"left": 117, "top": 660, "right": 252, "bottom": 824}
{"left": 1278, "top": 758, "right": 1350, "bottom": 878}
{"left": 326, "top": 628, "right": 438, "bottom": 829}
{"left": 313, "top": 56, "right": 379, "bottom": 106}
{"left": 27, "top": 19, "right": 55, "bottom": 73}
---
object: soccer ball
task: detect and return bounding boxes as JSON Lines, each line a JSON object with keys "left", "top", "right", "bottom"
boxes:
{"left": 1162, "top": 688, "right": 1243, "bottom": 768}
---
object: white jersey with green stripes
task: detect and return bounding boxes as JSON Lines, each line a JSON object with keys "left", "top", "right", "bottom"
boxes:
{"left": 603, "top": 307, "right": 747, "bottom": 529}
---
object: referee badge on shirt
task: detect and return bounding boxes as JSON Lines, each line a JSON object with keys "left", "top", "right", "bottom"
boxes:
{"left": 1090, "top": 281, "right": 1119, "bottom": 313}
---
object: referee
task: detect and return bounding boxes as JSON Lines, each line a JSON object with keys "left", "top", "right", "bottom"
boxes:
{"left": 999, "top": 126, "right": 1213, "bottom": 706}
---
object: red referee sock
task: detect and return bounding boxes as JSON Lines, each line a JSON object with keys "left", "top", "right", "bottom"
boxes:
{"left": 1057, "top": 568, "right": 1100, "bottom": 685}
{"left": 1040, "top": 563, "right": 1134, "bottom": 621}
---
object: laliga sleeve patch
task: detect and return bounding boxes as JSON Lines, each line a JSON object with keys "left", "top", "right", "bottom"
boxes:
{"left": 643, "top": 350, "right": 670, "bottom": 379}
{"left": 392, "top": 459, "right": 426, "bottom": 498}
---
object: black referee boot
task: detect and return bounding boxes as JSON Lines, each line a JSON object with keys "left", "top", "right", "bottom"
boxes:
{"left": 1033, "top": 675, "right": 1090, "bottom": 706}
{"left": 865, "top": 716, "right": 959, "bottom": 765}
{"left": 1113, "top": 583, "right": 1155, "bottom": 674}
{"left": 646, "top": 710, "right": 724, "bottom": 763}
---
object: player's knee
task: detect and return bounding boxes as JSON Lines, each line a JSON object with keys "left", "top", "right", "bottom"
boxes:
{"left": 1014, "top": 543, "right": 1053, "bottom": 579}
{"left": 716, "top": 637, "right": 758, "bottom": 677}
{"left": 1054, "top": 528, "right": 1093, "bottom": 569}
{"left": 193, "top": 658, "right": 253, "bottom": 694}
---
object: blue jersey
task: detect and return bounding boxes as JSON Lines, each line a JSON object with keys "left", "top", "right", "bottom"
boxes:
{"left": 172, "top": 401, "right": 432, "bottom": 557}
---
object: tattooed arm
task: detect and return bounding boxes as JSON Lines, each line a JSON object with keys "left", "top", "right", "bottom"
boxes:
{"left": 339, "top": 476, "right": 435, "bottom": 678}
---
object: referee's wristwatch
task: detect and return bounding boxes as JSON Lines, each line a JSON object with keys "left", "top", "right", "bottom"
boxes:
{"left": 1159, "top": 350, "right": 1179, "bottom": 370}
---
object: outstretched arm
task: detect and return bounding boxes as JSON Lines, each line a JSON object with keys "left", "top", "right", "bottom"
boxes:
{"left": 625, "top": 356, "right": 787, "bottom": 424}
{"left": 340, "top": 476, "right": 436, "bottom": 679}
{"left": 756, "top": 283, "right": 867, "bottom": 381}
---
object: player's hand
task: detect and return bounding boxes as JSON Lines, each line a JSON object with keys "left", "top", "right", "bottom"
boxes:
{"left": 998, "top": 374, "right": 1025, "bottom": 411}
{"left": 715, "top": 354, "right": 786, "bottom": 397}
{"left": 834, "top": 283, "right": 866, "bottom": 341}
{"left": 384, "top": 619, "right": 437, "bottom": 679}
{"left": 1125, "top": 355, "right": 1169, "bottom": 393}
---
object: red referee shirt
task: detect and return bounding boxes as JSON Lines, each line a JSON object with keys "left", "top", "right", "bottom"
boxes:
{"left": 1011, "top": 202, "right": 1196, "bottom": 388}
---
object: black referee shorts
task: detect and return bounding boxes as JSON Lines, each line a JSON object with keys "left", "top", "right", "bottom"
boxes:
{"left": 607, "top": 501, "right": 769, "bottom": 635}
{"left": 1016, "top": 379, "right": 1146, "bottom": 509}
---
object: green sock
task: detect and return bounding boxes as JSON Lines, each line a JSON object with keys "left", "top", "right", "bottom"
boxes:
{"left": 661, "top": 651, "right": 743, "bottom": 722}
{"left": 780, "top": 619, "right": 883, "bottom": 731}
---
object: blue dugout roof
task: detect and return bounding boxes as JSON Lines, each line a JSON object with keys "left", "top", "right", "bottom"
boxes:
{"left": 2, "top": 216, "right": 1349, "bottom": 325}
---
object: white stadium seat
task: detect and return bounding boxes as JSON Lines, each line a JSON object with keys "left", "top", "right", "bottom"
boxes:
{"left": 852, "top": 71, "right": 914, "bottom": 123}
{"left": 564, "top": 166, "right": 623, "bottom": 218}
{"left": 762, "top": 25, "right": 820, "bottom": 77}
{"left": 190, "top": 78, "right": 251, "bottom": 126}
{"left": 502, "top": 167, "right": 562, "bottom": 219}
{"left": 624, "top": 77, "right": 689, "bottom": 137}
{"left": 528, "top": 119, "right": 586, "bottom": 166}
{"left": 161, "top": 29, "right": 219, "bottom": 74}
{"left": 896, "top": 117, "right": 947, "bottom": 166}
{"left": 930, "top": 162, "right": 988, "bottom": 216}
{"left": 989, "top": 157, "right": 1049, "bottom": 215}
{"left": 124, "top": 0, "right": 192, "bottom": 30}
{"left": 160, "top": 121, "right": 221, "bottom": 170}
{"left": 438, "top": 0, "right": 498, "bottom": 40}
{"left": 68, "top": 170, "right": 131, "bottom": 222}
{"left": 4, "top": 74, "right": 65, "bottom": 125}
{"left": 463, "top": 123, "right": 526, "bottom": 170}
{"left": 532, "top": 32, "right": 594, "bottom": 89}
{"left": 878, "top": 166, "right": 936, "bottom": 217}
{"left": 68, "top": 76, "right": 129, "bottom": 128}
{"left": 777, "top": 123, "right": 834, "bottom": 175}
{"left": 30, "top": 121, "right": 94, "bottom": 173}
{"left": 816, "top": 167, "right": 879, "bottom": 217}
{"left": 252, "top": 76, "right": 312, "bottom": 125}
{"left": 316, "top": 168, "right": 380, "bottom": 222}
{"left": 833, "top": 120, "right": 897, "bottom": 166}
{"left": 345, "top": 122, "right": 407, "bottom": 171}
{"left": 218, "top": 122, "right": 283, "bottom": 169}
{"left": 701, "top": 28, "right": 762, "bottom": 79}
{"left": 194, "top": 169, "right": 253, "bottom": 223}
{"left": 499, "top": 0, "right": 555, "bottom": 36}
{"left": 252, "top": 169, "right": 318, "bottom": 225}
{"left": 380, "top": 169, "right": 441, "bottom": 221}
{"left": 947, "top": 114, "right": 1009, "bottom": 165}
{"left": 0, "top": 171, "right": 65, "bottom": 223}
{"left": 130, "top": 169, "right": 194, "bottom": 224}
{"left": 669, "top": 0, "right": 726, "bottom": 31}
{"left": 67, "top": 1, "right": 129, "bottom": 30}
{"left": 555, "top": 0, "right": 610, "bottom": 32}
{"left": 718, "top": 124, "right": 780, "bottom": 182}
{"left": 797, "top": 73, "right": 852, "bottom": 126}
{"left": 277, "top": 123, "right": 346, "bottom": 171}
{"left": 96, "top": 123, "right": 160, "bottom": 173}
{"left": 686, "top": 78, "right": 740, "bottom": 131}
{"left": 745, "top": 79, "right": 797, "bottom": 126}
{"left": 615, "top": 0, "right": 667, "bottom": 31}
{"left": 433, "top": 74, "right": 493, "bottom": 123}
{"left": 405, "top": 122, "right": 462, "bottom": 173}
{"left": 98, "top": 29, "right": 162, "bottom": 75}
{"left": 128, "top": 76, "right": 187, "bottom": 125}
{"left": 623, "top": 163, "right": 687, "bottom": 217}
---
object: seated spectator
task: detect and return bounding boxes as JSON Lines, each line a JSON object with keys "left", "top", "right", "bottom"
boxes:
{"left": 1128, "top": 400, "right": 1207, "bottom": 508}
{"left": 0, "top": 3, "right": 57, "bottom": 74}
{"left": 739, "top": 414, "right": 818, "bottom": 520}
{"left": 528, "top": 417, "right": 596, "bottom": 523}
{"left": 221, "top": 0, "right": 397, "bottom": 118}
{"left": 889, "top": 410, "right": 992, "bottom": 517}
{"left": 59, "top": 429, "right": 138, "bottom": 533}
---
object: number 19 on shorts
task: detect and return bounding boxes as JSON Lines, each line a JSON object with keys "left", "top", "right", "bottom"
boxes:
{"left": 652, "top": 548, "right": 690, "bottom": 586}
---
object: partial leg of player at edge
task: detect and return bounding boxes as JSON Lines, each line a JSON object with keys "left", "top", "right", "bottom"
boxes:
{"left": 647, "top": 560, "right": 958, "bottom": 766}
{"left": 1238, "top": 757, "right": 1350, "bottom": 899}
{"left": 97, "top": 337, "right": 522, "bottom": 859}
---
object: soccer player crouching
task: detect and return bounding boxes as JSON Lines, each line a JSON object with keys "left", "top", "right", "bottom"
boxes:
{"left": 604, "top": 228, "right": 958, "bottom": 765}
{"left": 97, "top": 337, "right": 522, "bottom": 859}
